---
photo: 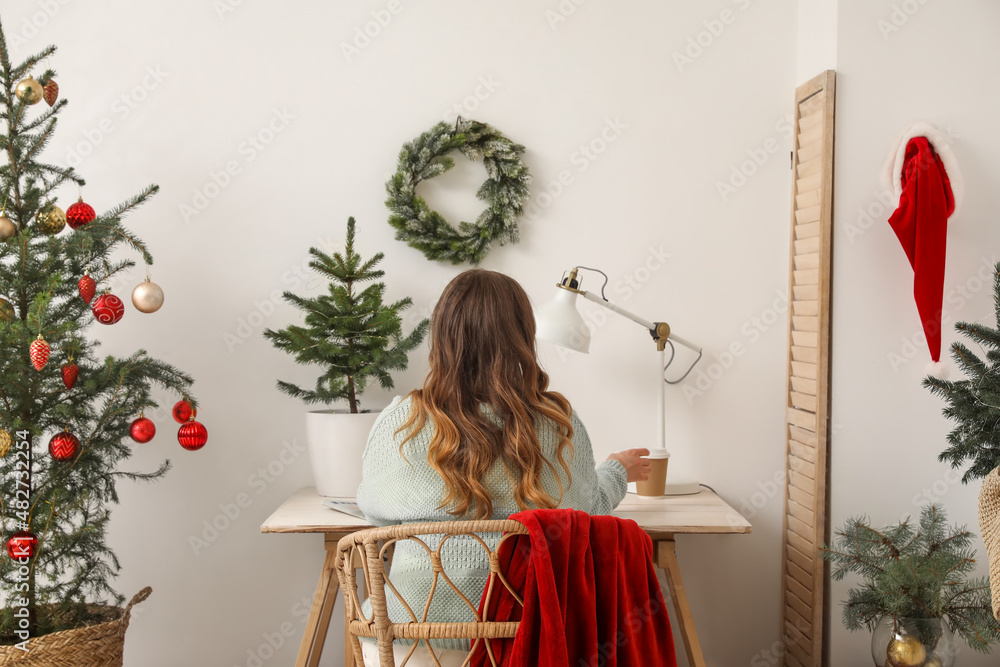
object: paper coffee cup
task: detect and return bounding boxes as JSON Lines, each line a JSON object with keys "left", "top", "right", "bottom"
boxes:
{"left": 636, "top": 449, "right": 670, "bottom": 497}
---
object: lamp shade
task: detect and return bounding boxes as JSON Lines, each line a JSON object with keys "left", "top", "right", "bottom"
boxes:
{"left": 535, "top": 288, "right": 591, "bottom": 353}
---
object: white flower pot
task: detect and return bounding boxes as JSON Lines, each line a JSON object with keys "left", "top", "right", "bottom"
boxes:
{"left": 306, "top": 410, "right": 381, "bottom": 497}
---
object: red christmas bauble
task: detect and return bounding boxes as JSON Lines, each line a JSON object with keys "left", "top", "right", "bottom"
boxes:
{"left": 172, "top": 400, "right": 197, "bottom": 423}
{"left": 130, "top": 417, "right": 156, "bottom": 443}
{"left": 61, "top": 362, "right": 79, "bottom": 389}
{"left": 66, "top": 199, "right": 96, "bottom": 230}
{"left": 29, "top": 336, "right": 50, "bottom": 371}
{"left": 78, "top": 274, "right": 97, "bottom": 304}
{"left": 92, "top": 293, "right": 124, "bottom": 325}
{"left": 178, "top": 420, "right": 208, "bottom": 451}
{"left": 7, "top": 531, "right": 38, "bottom": 559}
{"left": 48, "top": 431, "right": 80, "bottom": 461}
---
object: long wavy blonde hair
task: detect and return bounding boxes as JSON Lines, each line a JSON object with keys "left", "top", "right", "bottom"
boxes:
{"left": 397, "top": 269, "right": 575, "bottom": 519}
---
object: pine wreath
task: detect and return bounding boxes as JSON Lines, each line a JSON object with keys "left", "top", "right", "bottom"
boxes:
{"left": 385, "top": 118, "right": 531, "bottom": 265}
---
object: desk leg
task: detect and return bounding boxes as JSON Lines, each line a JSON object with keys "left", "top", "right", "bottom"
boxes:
{"left": 296, "top": 537, "right": 346, "bottom": 667}
{"left": 656, "top": 539, "right": 706, "bottom": 667}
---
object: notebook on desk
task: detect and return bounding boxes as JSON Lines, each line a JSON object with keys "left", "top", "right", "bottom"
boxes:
{"left": 321, "top": 497, "right": 366, "bottom": 520}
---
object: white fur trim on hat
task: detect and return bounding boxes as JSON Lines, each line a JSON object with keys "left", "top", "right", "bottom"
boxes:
{"left": 925, "top": 360, "right": 950, "bottom": 380}
{"left": 880, "top": 122, "right": 963, "bottom": 220}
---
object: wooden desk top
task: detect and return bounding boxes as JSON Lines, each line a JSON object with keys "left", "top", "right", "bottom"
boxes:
{"left": 261, "top": 487, "right": 751, "bottom": 536}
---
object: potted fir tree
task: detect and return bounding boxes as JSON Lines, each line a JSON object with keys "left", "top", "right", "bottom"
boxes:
{"left": 0, "top": 24, "right": 201, "bottom": 664}
{"left": 264, "top": 217, "right": 427, "bottom": 497}
{"left": 822, "top": 505, "right": 1000, "bottom": 666}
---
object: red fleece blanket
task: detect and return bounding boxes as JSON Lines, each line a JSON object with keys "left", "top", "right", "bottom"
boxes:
{"left": 470, "top": 509, "right": 676, "bottom": 667}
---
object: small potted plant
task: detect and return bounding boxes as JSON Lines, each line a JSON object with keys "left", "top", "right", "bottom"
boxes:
{"left": 822, "top": 504, "right": 1000, "bottom": 666}
{"left": 264, "top": 217, "right": 427, "bottom": 496}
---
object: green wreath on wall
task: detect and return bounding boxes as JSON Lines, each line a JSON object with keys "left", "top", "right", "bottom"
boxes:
{"left": 385, "top": 118, "right": 531, "bottom": 265}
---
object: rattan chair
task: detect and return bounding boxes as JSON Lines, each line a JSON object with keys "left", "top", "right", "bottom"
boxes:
{"left": 335, "top": 520, "right": 530, "bottom": 667}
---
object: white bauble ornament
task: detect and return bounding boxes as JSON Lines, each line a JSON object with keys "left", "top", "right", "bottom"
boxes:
{"left": 132, "top": 280, "right": 164, "bottom": 314}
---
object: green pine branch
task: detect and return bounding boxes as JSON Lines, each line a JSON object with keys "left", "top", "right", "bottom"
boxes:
{"left": 924, "top": 264, "right": 1000, "bottom": 483}
{"left": 822, "top": 505, "right": 1000, "bottom": 652}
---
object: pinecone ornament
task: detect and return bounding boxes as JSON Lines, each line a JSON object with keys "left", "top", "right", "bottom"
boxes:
{"left": 29, "top": 335, "right": 50, "bottom": 370}
{"left": 43, "top": 79, "right": 58, "bottom": 106}
{"left": 61, "top": 362, "right": 79, "bottom": 389}
{"left": 78, "top": 273, "right": 97, "bottom": 304}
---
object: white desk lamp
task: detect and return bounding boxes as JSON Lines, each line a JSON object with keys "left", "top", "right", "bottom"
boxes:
{"left": 535, "top": 267, "right": 703, "bottom": 495}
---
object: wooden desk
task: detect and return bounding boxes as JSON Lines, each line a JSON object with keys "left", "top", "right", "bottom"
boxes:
{"left": 261, "top": 487, "right": 751, "bottom": 667}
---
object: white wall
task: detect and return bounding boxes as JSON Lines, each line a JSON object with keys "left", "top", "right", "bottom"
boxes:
{"left": 3, "top": 1, "right": 801, "bottom": 665}
{"left": 830, "top": 1, "right": 1000, "bottom": 665}
{"left": 797, "top": 0, "right": 837, "bottom": 83}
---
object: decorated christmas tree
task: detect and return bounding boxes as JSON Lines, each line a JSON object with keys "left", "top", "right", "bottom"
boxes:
{"left": 264, "top": 216, "right": 427, "bottom": 413}
{"left": 0, "top": 19, "right": 201, "bottom": 642}
{"left": 924, "top": 262, "right": 1000, "bottom": 483}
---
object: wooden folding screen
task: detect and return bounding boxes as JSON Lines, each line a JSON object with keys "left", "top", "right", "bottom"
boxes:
{"left": 780, "top": 70, "right": 835, "bottom": 667}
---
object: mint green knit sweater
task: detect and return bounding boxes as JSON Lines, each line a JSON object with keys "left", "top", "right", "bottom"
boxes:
{"left": 356, "top": 395, "right": 627, "bottom": 649}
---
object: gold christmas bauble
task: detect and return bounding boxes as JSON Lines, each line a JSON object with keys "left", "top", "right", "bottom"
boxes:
{"left": 36, "top": 205, "right": 66, "bottom": 235}
{"left": 887, "top": 635, "right": 927, "bottom": 667}
{"left": 131, "top": 280, "right": 164, "bottom": 314}
{"left": 0, "top": 215, "right": 15, "bottom": 241}
{"left": 15, "top": 77, "right": 44, "bottom": 105}
{"left": 924, "top": 654, "right": 943, "bottom": 667}
{"left": 0, "top": 429, "right": 11, "bottom": 457}
{"left": 0, "top": 298, "right": 14, "bottom": 323}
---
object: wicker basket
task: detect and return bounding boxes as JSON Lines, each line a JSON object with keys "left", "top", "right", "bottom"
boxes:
{"left": 979, "top": 469, "right": 1000, "bottom": 620}
{"left": 0, "top": 587, "right": 150, "bottom": 666}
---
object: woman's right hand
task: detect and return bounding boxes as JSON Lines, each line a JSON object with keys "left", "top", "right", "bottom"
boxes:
{"left": 607, "top": 449, "right": 651, "bottom": 482}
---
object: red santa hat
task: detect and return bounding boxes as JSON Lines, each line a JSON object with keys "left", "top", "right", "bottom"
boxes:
{"left": 881, "top": 122, "right": 962, "bottom": 379}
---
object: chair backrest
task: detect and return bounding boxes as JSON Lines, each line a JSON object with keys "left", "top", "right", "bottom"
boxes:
{"left": 335, "top": 520, "right": 529, "bottom": 667}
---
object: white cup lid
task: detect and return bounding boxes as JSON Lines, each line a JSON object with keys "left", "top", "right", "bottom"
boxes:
{"left": 645, "top": 448, "right": 670, "bottom": 459}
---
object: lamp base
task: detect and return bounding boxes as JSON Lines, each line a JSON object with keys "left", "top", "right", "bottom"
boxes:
{"left": 627, "top": 476, "right": 702, "bottom": 497}
{"left": 662, "top": 476, "right": 701, "bottom": 496}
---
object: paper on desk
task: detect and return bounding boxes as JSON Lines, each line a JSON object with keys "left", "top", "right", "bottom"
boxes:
{"left": 321, "top": 498, "right": 367, "bottom": 520}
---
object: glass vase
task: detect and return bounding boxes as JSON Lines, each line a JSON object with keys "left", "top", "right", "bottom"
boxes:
{"left": 871, "top": 615, "right": 957, "bottom": 666}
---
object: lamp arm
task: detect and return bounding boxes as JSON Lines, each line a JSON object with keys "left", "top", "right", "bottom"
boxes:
{"left": 579, "top": 290, "right": 655, "bottom": 329}
{"left": 578, "top": 290, "right": 703, "bottom": 354}
{"left": 664, "top": 332, "right": 702, "bottom": 354}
